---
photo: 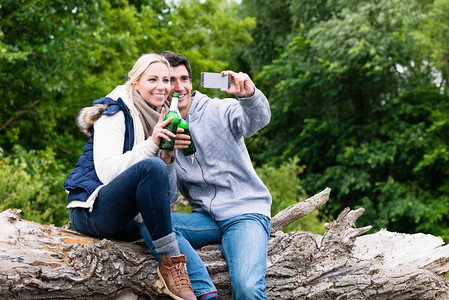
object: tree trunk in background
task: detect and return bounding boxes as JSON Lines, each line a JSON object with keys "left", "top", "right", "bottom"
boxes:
{"left": 1, "top": 188, "right": 449, "bottom": 299}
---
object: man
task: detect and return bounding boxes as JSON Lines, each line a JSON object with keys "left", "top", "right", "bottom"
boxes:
{"left": 161, "top": 50, "right": 272, "bottom": 300}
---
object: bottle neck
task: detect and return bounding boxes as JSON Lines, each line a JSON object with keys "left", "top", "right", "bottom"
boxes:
{"left": 169, "top": 97, "right": 179, "bottom": 112}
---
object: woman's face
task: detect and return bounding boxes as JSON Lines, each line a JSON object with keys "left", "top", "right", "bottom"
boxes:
{"left": 133, "top": 61, "right": 170, "bottom": 107}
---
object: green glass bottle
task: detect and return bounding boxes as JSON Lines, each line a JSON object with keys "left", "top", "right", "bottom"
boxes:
{"left": 178, "top": 118, "right": 196, "bottom": 156}
{"left": 159, "top": 93, "right": 180, "bottom": 151}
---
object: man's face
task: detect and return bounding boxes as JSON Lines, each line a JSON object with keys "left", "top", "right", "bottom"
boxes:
{"left": 170, "top": 65, "right": 192, "bottom": 114}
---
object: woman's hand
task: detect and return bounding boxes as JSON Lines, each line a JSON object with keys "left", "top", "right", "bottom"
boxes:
{"left": 151, "top": 107, "right": 175, "bottom": 146}
{"left": 159, "top": 149, "right": 173, "bottom": 165}
{"left": 152, "top": 107, "right": 192, "bottom": 164}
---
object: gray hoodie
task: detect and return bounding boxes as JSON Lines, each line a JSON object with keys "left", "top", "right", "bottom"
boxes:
{"left": 174, "top": 89, "right": 272, "bottom": 221}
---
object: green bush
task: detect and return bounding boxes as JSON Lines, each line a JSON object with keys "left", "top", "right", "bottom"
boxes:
{"left": 0, "top": 146, "right": 69, "bottom": 226}
{"left": 256, "top": 157, "right": 327, "bottom": 234}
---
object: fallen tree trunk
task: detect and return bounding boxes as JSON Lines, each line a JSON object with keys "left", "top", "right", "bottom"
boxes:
{"left": 1, "top": 188, "right": 449, "bottom": 299}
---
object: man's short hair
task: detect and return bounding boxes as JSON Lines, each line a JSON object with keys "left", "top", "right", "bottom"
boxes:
{"left": 161, "top": 51, "right": 192, "bottom": 80}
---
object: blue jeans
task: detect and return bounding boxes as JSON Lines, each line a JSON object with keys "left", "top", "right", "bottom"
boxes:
{"left": 70, "top": 157, "right": 173, "bottom": 243}
{"left": 141, "top": 212, "right": 271, "bottom": 299}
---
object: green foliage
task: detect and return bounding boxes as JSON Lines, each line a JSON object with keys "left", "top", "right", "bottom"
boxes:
{"left": 237, "top": 0, "right": 292, "bottom": 73}
{"left": 259, "top": 0, "right": 420, "bottom": 119}
{"left": 0, "top": 146, "right": 69, "bottom": 226}
{"left": 255, "top": 157, "right": 327, "bottom": 234}
{"left": 256, "top": 157, "right": 306, "bottom": 214}
{"left": 243, "top": 0, "right": 449, "bottom": 239}
{"left": 2, "top": 0, "right": 449, "bottom": 241}
{"left": 263, "top": 89, "right": 449, "bottom": 239}
{"left": 0, "top": 0, "right": 255, "bottom": 166}
{"left": 412, "top": 0, "right": 449, "bottom": 89}
{"left": 167, "top": 0, "right": 255, "bottom": 97}
{"left": 0, "top": 0, "right": 142, "bottom": 165}
{"left": 0, "top": 0, "right": 255, "bottom": 225}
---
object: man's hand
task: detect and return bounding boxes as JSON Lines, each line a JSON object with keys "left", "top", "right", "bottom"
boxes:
{"left": 159, "top": 127, "right": 191, "bottom": 165}
{"left": 220, "top": 71, "right": 255, "bottom": 98}
{"left": 174, "top": 127, "right": 191, "bottom": 149}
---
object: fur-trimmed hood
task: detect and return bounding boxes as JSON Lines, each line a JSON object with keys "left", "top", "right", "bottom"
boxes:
{"left": 76, "top": 84, "right": 132, "bottom": 137}
{"left": 76, "top": 103, "right": 108, "bottom": 136}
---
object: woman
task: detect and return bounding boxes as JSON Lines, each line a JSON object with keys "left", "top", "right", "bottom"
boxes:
{"left": 64, "top": 53, "right": 195, "bottom": 300}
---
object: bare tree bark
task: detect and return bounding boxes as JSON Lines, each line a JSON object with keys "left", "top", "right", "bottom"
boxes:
{"left": 270, "top": 187, "right": 331, "bottom": 233}
{"left": 1, "top": 188, "right": 449, "bottom": 299}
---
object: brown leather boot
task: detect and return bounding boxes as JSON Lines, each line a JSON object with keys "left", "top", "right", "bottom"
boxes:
{"left": 157, "top": 253, "right": 196, "bottom": 300}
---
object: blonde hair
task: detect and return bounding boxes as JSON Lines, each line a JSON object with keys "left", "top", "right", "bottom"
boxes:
{"left": 127, "top": 53, "right": 171, "bottom": 113}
